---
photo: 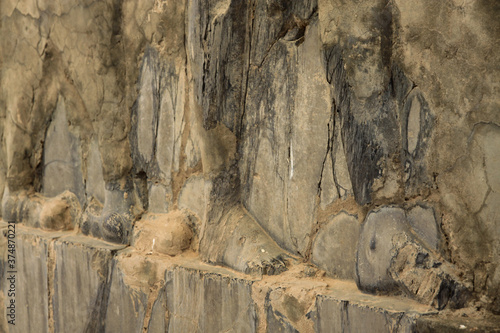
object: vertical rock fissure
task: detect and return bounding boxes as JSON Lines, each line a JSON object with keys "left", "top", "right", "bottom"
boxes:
{"left": 83, "top": 254, "right": 116, "bottom": 333}
{"left": 152, "top": 64, "right": 162, "bottom": 165}
{"left": 239, "top": 0, "right": 256, "bottom": 137}
{"left": 47, "top": 240, "right": 56, "bottom": 333}
{"left": 340, "top": 300, "right": 350, "bottom": 331}
{"left": 142, "top": 280, "right": 166, "bottom": 333}
{"left": 392, "top": 312, "right": 405, "bottom": 333}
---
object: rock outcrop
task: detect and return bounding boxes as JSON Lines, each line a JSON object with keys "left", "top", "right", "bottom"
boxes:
{"left": 0, "top": 0, "right": 499, "bottom": 331}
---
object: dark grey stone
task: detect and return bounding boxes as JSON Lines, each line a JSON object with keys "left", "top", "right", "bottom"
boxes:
{"left": 312, "top": 295, "right": 418, "bottom": 333}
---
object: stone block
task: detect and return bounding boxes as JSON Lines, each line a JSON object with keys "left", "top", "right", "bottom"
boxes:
{"left": 136, "top": 47, "right": 158, "bottom": 167}
{"left": 148, "top": 183, "right": 170, "bottom": 214}
{"left": 52, "top": 235, "right": 125, "bottom": 332}
{"left": 86, "top": 139, "right": 105, "bottom": 204}
{"left": 102, "top": 249, "right": 172, "bottom": 332}
{"left": 104, "top": 257, "right": 149, "bottom": 333}
{"left": 356, "top": 207, "right": 408, "bottom": 292}
{"left": 165, "top": 265, "right": 257, "bottom": 333}
{"left": 312, "top": 280, "right": 434, "bottom": 333}
{"left": 407, "top": 205, "right": 439, "bottom": 250}
{"left": 157, "top": 59, "right": 185, "bottom": 178}
{"left": 311, "top": 212, "right": 359, "bottom": 279}
{"left": 0, "top": 226, "right": 68, "bottom": 333}
{"left": 267, "top": 302, "right": 300, "bottom": 333}
{"left": 243, "top": 17, "right": 332, "bottom": 255}
{"left": 9, "top": 229, "right": 50, "bottom": 333}
{"left": 178, "top": 175, "right": 208, "bottom": 220}
{"left": 260, "top": 280, "right": 319, "bottom": 333}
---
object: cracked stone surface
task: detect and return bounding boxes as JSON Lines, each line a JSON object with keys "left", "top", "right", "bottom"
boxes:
{"left": 0, "top": 0, "right": 499, "bottom": 330}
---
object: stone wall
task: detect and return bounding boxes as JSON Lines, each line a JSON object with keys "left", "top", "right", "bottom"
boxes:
{"left": 0, "top": 0, "right": 499, "bottom": 331}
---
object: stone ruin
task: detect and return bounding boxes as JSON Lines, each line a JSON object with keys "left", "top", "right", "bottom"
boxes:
{"left": 0, "top": 0, "right": 499, "bottom": 332}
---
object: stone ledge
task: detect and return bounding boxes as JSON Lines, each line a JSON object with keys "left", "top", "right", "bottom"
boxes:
{"left": 1, "top": 225, "right": 498, "bottom": 332}
{"left": 415, "top": 314, "right": 500, "bottom": 333}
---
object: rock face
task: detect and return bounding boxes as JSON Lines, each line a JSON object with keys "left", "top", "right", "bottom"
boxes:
{"left": 0, "top": 0, "right": 499, "bottom": 330}
{"left": 311, "top": 212, "right": 359, "bottom": 280}
{"left": 2, "top": 224, "right": 443, "bottom": 332}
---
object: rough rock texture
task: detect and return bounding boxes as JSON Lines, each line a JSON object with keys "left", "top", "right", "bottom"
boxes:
{"left": 1, "top": 227, "right": 56, "bottom": 333}
{"left": 1, "top": 225, "right": 447, "bottom": 333}
{"left": 133, "top": 211, "right": 193, "bottom": 256}
{"left": 0, "top": 0, "right": 499, "bottom": 330}
{"left": 52, "top": 236, "right": 125, "bottom": 333}
{"left": 389, "top": 240, "right": 471, "bottom": 310}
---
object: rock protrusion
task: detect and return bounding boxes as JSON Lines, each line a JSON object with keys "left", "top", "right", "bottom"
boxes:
{"left": 133, "top": 211, "right": 193, "bottom": 256}
{"left": 80, "top": 181, "right": 141, "bottom": 244}
{"left": 39, "top": 191, "right": 81, "bottom": 231}
{"left": 1, "top": 189, "right": 80, "bottom": 230}
{"left": 390, "top": 238, "right": 471, "bottom": 310}
{"left": 356, "top": 205, "right": 470, "bottom": 309}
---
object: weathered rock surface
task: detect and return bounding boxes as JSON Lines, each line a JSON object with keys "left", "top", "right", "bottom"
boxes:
{"left": 312, "top": 294, "right": 419, "bottom": 333}
{"left": 407, "top": 205, "right": 440, "bottom": 251}
{"left": 242, "top": 9, "right": 331, "bottom": 256}
{"left": 0, "top": 226, "right": 455, "bottom": 332}
{"left": 357, "top": 206, "right": 471, "bottom": 309}
{"left": 357, "top": 207, "right": 410, "bottom": 292}
{"left": 311, "top": 212, "right": 360, "bottom": 280}
{"left": 133, "top": 211, "right": 193, "bottom": 256}
{"left": 42, "top": 98, "right": 85, "bottom": 204}
{"left": 0, "top": 0, "right": 499, "bottom": 329}
{"left": 416, "top": 313, "right": 500, "bottom": 333}
{"left": 52, "top": 236, "right": 125, "bottom": 332}
{"left": 0, "top": 227, "right": 57, "bottom": 333}
{"left": 390, "top": 239, "right": 471, "bottom": 310}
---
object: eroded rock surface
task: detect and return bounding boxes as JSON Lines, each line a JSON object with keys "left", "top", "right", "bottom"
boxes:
{"left": 0, "top": 0, "right": 499, "bottom": 330}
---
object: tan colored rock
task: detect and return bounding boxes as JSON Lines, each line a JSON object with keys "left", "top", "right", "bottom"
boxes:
{"left": 39, "top": 192, "right": 80, "bottom": 231}
{"left": 133, "top": 211, "right": 193, "bottom": 256}
{"left": 0, "top": 0, "right": 499, "bottom": 318}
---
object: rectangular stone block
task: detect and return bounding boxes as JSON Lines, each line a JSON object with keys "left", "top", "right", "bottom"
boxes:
{"left": 105, "top": 253, "right": 257, "bottom": 333}
{"left": 165, "top": 265, "right": 257, "bottom": 333}
{"left": 104, "top": 250, "right": 168, "bottom": 333}
{"left": 0, "top": 225, "right": 66, "bottom": 333}
{"left": 104, "top": 259, "right": 149, "bottom": 333}
{"left": 52, "top": 235, "right": 125, "bottom": 332}
{"left": 312, "top": 281, "right": 435, "bottom": 333}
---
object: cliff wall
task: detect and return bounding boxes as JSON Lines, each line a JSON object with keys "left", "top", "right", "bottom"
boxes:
{"left": 0, "top": 0, "right": 499, "bottom": 331}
